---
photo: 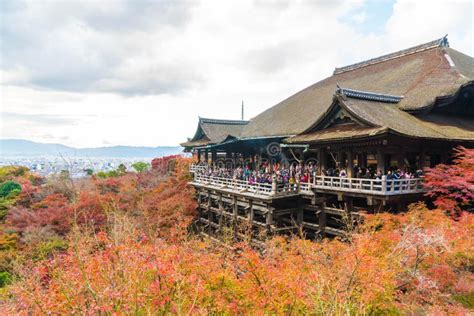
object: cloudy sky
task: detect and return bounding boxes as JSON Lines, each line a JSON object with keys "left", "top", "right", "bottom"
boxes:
{"left": 0, "top": 0, "right": 472, "bottom": 148}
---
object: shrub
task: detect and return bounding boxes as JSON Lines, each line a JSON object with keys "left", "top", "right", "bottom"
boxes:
{"left": 0, "top": 271, "right": 12, "bottom": 288}
{"left": 0, "top": 181, "right": 21, "bottom": 199}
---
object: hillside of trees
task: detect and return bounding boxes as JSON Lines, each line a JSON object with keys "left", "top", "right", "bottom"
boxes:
{"left": 0, "top": 148, "right": 472, "bottom": 314}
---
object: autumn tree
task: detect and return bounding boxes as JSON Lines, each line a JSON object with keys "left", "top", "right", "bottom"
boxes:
{"left": 424, "top": 146, "right": 474, "bottom": 215}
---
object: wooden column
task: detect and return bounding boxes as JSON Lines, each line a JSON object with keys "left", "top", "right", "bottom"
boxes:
{"left": 418, "top": 149, "right": 426, "bottom": 170}
{"left": 247, "top": 200, "right": 254, "bottom": 222}
{"left": 218, "top": 193, "right": 224, "bottom": 231}
{"left": 376, "top": 148, "right": 385, "bottom": 174}
{"left": 204, "top": 150, "right": 209, "bottom": 164}
{"left": 207, "top": 190, "right": 212, "bottom": 233}
{"left": 360, "top": 152, "right": 367, "bottom": 168}
{"left": 347, "top": 150, "right": 354, "bottom": 177}
{"left": 319, "top": 204, "right": 326, "bottom": 238}
{"left": 297, "top": 199, "right": 303, "bottom": 226}
{"left": 197, "top": 149, "right": 202, "bottom": 162}
{"left": 337, "top": 151, "right": 344, "bottom": 169}
{"left": 317, "top": 147, "right": 327, "bottom": 175}
{"left": 396, "top": 149, "right": 405, "bottom": 169}
{"left": 233, "top": 196, "right": 238, "bottom": 239}
{"left": 266, "top": 207, "right": 274, "bottom": 234}
{"left": 197, "top": 191, "right": 203, "bottom": 232}
{"left": 211, "top": 150, "right": 217, "bottom": 165}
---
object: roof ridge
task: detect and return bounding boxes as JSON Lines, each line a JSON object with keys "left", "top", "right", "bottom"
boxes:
{"left": 336, "top": 86, "right": 403, "bottom": 103}
{"left": 333, "top": 35, "right": 449, "bottom": 75}
{"left": 199, "top": 117, "right": 249, "bottom": 125}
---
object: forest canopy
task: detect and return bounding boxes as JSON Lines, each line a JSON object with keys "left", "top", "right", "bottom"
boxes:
{"left": 0, "top": 148, "right": 472, "bottom": 314}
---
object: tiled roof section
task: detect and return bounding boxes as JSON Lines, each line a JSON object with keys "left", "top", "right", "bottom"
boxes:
{"left": 333, "top": 36, "right": 449, "bottom": 75}
{"left": 337, "top": 87, "right": 403, "bottom": 103}
{"left": 180, "top": 117, "right": 249, "bottom": 148}
{"left": 199, "top": 117, "right": 249, "bottom": 125}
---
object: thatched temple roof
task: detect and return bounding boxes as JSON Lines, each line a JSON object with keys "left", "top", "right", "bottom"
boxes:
{"left": 184, "top": 36, "right": 474, "bottom": 148}
{"left": 180, "top": 118, "right": 248, "bottom": 148}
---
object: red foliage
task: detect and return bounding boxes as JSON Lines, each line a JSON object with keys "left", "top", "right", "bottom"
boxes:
{"left": 151, "top": 155, "right": 181, "bottom": 175}
{"left": 424, "top": 146, "right": 474, "bottom": 215}
{"left": 8, "top": 193, "right": 73, "bottom": 235}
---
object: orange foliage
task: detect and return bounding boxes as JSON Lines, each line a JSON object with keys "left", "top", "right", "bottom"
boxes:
{"left": 2, "top": 156, "right": 473, "bottom": 314}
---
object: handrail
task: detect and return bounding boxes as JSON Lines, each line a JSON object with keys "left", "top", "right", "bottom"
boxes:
{"left": 192, "top": 174, "right": 300, "bottom": 197}
{"left": 189, "top": 164, "right": 208, "bottom": 173}
{"left": 190, "top": 167, "right": 425, "bottom": 196}
{"left": 313, "top": 175, "right": 425, "bottom": 195}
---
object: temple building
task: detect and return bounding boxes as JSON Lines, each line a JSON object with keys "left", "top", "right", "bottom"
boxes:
{"left": 182, "top": 36, "right": 474, "bottom": 241}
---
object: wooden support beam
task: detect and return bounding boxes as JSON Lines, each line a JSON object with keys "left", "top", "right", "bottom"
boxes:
{"left": 218, "top": 193, "right": 224, "bottom": 230}
{"left": 297, "top": 199, "right": 303, "bottom": 225}
{"left": 207, "top": 190, "right": 212, "bottom": 234}
{"left": 319, "top": 204, "right": 326, "bottom": 237}
{"left": 248, "top": 200, "right": 254, "bottom": 223}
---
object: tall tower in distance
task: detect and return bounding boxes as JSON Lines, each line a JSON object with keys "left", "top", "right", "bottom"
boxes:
{"left": 241, "top": 100, "right": 244, "bottom": 120}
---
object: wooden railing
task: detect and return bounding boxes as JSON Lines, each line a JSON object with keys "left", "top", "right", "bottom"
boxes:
{"left": 313, "top": 176, "right": 425, "bottom": 195}
{"left": 189, "top": 164, "right": 208, "bottom": 173}
{"left": 190, "top": 166, "right": 425, "bottom": 196}
{"left": 192, "top": 174, "right": 300, "bottom": 197}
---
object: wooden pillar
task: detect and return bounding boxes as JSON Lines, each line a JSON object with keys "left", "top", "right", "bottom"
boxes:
{"left": 418, "top": 149, "right": 426, "bottom": 170}
{"left": 319, "top": 205, "right": 326, "bottom": 238}
{"left": 317, "top": 147, "right": 327, "bottom": 175}
{"left": 359, "top": 152, "right": 367, "bottom": 168}
{"left": 197, "top": 191, "right": 203, "bottom": 232}
{"left": 376, "top": 148, "right": 385, "bottom": 174}
{"left": 337, "top": 151, "right": 344, "bottom": 169}
{"left": 297, "top": 199, "right": 303, "bottom": 226}
{"left": 207, "top": 190, "right": 212, "bottom": 233}
{"left": 204, "top": 150, "right": 209, "bottom": 164}
{"left": 197, "top": 149, "right": 202, "bottom": 162}
{"left": 347, "top": 150, "right": 354, "bottom": 177}
{"left": 247, "top": 200, "right": 254, "bottom": 222}
{"left": 271, "top": 175, "right": 277, "bottom": 196}
{"left": 396, "top": 149, "right": 405, "bottom": 169}
{"left": 266, "top": 207, "right": 274, "bottom": 232}
{"left": 211, "top": 150, "right": 217, "bottom": 165}
{"left": 218, "top": 193, "right": 224, "bottom": 231}
{"left": 233, "top": 196, "right": 238, "bottom": 239}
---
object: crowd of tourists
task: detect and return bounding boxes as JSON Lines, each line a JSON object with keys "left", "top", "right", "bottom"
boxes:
{"left": 198, "top": 162, "right": 315, "bottom": 185}
{"left": 194, "top": 161, "right": 424, "bottom": 185}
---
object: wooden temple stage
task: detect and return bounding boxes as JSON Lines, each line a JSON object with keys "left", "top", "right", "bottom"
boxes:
{"left": 189, "top": 165, "right": 426, "bottom": 240}
{"left": 182, "top": 36, "right": 474, "bottom": 242}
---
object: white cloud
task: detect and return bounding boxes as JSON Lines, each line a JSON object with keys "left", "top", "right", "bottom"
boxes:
{"left": 351, "top": 11, "right": 367, "bottom": 24}
{"left": 0, "top": 0, "right": 472, "bottom": 147}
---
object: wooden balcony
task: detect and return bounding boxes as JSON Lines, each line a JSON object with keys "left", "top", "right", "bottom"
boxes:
{"left": 191, "top": 173, "right": 302, "bottom": 199}
{"left": 189, "top": 166, "right": 425, "bottom": 198}
{"left": 313, "top": 176, "right": 425, "bottom": 196}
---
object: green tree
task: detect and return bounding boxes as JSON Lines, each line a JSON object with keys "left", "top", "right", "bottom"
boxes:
{"left": 131, "top": 162, "right": 150, "bottom": 173}
{"left": 0, "top": 180, "right": 22, "bottom": 199}
{"left": 117, "top": 164, "right": 127, "bottom": 175}
{"left": 84, "top": 168, "right": 94, "bottom": 176}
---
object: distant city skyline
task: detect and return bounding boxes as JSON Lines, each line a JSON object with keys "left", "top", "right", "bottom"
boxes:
{"left": 1, "top": 0, "right": 472, "bottom": 147}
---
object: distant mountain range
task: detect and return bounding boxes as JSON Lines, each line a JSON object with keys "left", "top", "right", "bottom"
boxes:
{"left": 0, "top": 139, "right": 183, "bottom": 158}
